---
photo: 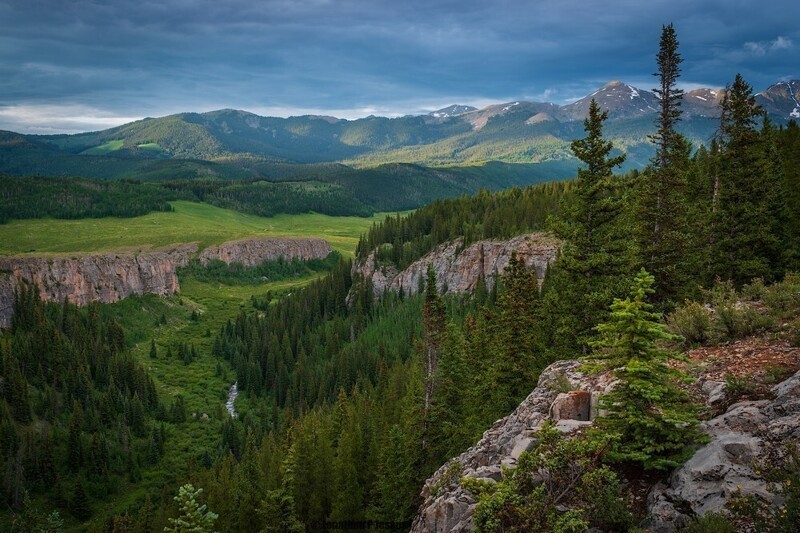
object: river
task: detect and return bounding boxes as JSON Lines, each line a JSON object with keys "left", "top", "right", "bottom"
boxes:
{"left": 225, "top": 381, "right": 238, "bottom": 417}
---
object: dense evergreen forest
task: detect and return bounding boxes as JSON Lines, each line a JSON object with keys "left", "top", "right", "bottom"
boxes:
{"left": 2, "top": 25, "right": 800, "bottom": 533}
{"left": 178, "top": 253, "right": 341, "bottom": 287}
{"left": 1, "top": 285, "right": 171, "bottom": 529}
{"left": 0, "top": 161, "right": 564, "bottom": 224}
{"left": 0, "top": 176, "right": 182, "bottom": 224}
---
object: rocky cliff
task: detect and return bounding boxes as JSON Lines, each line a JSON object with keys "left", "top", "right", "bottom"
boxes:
{"left": 0, "top": 244, "right": 197, "bottom": 327}
{"left": 353, "top": 232, "right": 559, "bottom": 297}
{"left": 413, "top": 352, "right": 800, "bottom": 532}
{"left": 0, "top": 236, "right": 334, "bottom": 327}
{"left": 199, "top": 237, "right": 332, "bottom": 266}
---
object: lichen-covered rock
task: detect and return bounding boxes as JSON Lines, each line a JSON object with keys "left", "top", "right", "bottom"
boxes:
{"left": 199, "top": 236, "right": 332, "bottom": 266}
{"left": 0, "top": 244, "right": 197, "bottom": 327}
{"left": 411, "top": 360, "right": 614, "bottom": 533}
{"left": 354, "top": 233, "right": 559, "bottom": 297}
{"left": 646, "top": 370, "right": 800, "bottom": 531}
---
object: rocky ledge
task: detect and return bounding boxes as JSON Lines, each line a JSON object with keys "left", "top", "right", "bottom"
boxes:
{"left": 353, "top": 232, "right": 559, "bottom": 297}
{"left": 648, "top": 370, "right": 800, "bottom": 530}
{"left": 199, "top": 237, "right": 332, "bottom": 267}
{"left": 411, "top": 360, "right": 614, "bottom": 532}
{"left": 412, "top": 358, "right": 800, "bottom": 532}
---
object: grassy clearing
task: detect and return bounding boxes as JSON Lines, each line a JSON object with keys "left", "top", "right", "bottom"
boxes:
{"left": 137, "top": 142, "right": 162, "bottom": 152}
{"left": 80, "top": 139, "right": 124, "bottom": 155}
{"left": 0, "top": 200, "right": 403, "bottom": 257}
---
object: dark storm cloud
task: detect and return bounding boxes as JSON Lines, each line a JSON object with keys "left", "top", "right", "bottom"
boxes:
{"left": 0, "top": 0, "right": 797, "bottom": 132}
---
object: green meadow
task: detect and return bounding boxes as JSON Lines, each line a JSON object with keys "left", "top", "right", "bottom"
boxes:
{"left": 80, "top": 139, "right": 124, "bottom": 155}
{"left": 0, "top": 200, "right": 402, "bottom": 257}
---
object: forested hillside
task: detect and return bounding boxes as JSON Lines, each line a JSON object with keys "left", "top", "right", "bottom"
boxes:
{"left": 0, "top": 161, "right": 571, "bottom": 223}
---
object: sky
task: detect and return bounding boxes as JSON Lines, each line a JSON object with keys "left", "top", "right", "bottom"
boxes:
{"left": 0, "top": 0, "right": 798, "bottom": 134}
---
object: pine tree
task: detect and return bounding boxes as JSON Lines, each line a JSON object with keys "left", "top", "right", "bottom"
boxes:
{"left": 636, "top": 23, "right": 691, "bottom": 303}
{"left": 149, "top": 339, "right": 157, "bottom": 359}
{"left": 713, "top": 74, "right": 781, "bottom": 285}
{"left": 70, "top": 480, "right": 92, "bottom": 521}
{"left": 543, "top": 98, "right": 632, "bottom": 356}
{"left": 67, "top": 401, "right": 83, "bottom": 472}
{"left": 490, "top": 252, "right": 542, "bottom": 411}
{"left": 165, "top": 484, "right": 218, "bottom": 533}
{"left": 586, "top": 269, "right": 702, "bottom": 470}
{"left": 421, "top": 264, "right": 446, "bottom": 428}
{"left": 428, "top": 324, "right": 470, "bottom": 462}
{"left": 135, "top": 494, "right": 156, "bottom": 533}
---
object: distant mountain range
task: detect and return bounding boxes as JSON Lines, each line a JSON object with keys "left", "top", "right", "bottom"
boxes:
{"left": 1, "top": 80, "right": 797, "bottom": 178}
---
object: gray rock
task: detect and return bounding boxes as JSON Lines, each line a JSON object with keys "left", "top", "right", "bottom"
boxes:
{"left": 199, "top": 236, "right": 331, "bottom": 267}
{"left": 646, "top": 370, "right": 800, "bottom": 530}
{"left": 353, "top": 232, "right": 559, "bottom": 298}
{"left": 0, "top": 244, "right": 197, "bottom": 327}
{"left": 701, "top": 380, "right": 727, "bottom": 407}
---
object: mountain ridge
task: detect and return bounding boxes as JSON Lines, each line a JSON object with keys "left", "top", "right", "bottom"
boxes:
{"left": 2, "top": 79, "right": 796, "bottom": 172}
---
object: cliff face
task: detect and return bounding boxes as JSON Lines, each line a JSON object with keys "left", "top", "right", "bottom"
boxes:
{"left": 199, "top": 237, "right": 332, "bottom": 266}
{"left": 353, "top": 232, "right": 559, "bottom": 297}
{"left": 0, "top": 236, "right": 334, "bottom": 327}
{"left": 0, "top": 244, "right": 197, "bottom": 327}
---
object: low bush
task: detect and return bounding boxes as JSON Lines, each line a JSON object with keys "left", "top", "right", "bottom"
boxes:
{"left": 463, "top": 423, "right": 632, "bottom": 532}
{"left": 667, "top": 302, "right": 713, "bottom": 346}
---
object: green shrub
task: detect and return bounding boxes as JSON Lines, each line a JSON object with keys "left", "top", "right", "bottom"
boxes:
{"left": 724, "top": 373, "right": 759, "bottom": 399}
{"left": 667, "top": 302, "right": 713, "bottom": 346}
{"left": 763, "top": 272, "right": 800, "bottom": 319}
{"left": 789, "top": 321, "right": 800, "bottom": 348}
{"left": 552, "top": 371, "right": 576, "bottom": 394}
{"left": 709, "top": 280, "right": 774, "bottom": 341}
{"left": 465, "top": 423, "right": 631, "bottom": 532}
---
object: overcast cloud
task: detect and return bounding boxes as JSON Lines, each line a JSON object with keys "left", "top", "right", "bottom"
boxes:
{"left": 1, "top": 0, "right": 797, "bottom": 133}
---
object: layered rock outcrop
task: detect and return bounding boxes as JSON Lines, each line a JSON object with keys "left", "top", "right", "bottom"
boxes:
{"left": 0, "top": 244, "right": 197, "bottom": 327}
{"left": 0, "top": 236, "right": 334, "bottom": 327}
{"left": 354, "top": 232, "right": 559, "bottom": 297}
{"left": 199, "top": 237, "right": 332, "bottom": 266}
{"left": 411, "top": 360, "right": 614, "bottom": 532}
{"left": 648, "top": 370, "right": 800, "bottom": 531}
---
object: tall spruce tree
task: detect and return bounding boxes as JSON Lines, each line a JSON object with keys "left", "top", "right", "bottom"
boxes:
{"left": 636, "top": 23, "right": 690, "bottom": 303}
{"left": 421, "top": 264, "right": 446, "bottom": 420}
{"left": 490, "top": 252, "right": 542, "bottom": 411}
{"left": 543, "top": 99, "right": 632, "bottom": 356}
{"left": 714, "top": 74, "right": 781, "bottom": 285}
